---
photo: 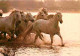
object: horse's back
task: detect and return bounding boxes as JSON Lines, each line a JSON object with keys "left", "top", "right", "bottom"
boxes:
{"left": 33, "top": 19, "right": 49, "bottom": 31}
{"left": 47, "top": 14, "right": 54, "bottom": 19}
{"left": 34, "top": 19, "right": 48, "bottom": 24}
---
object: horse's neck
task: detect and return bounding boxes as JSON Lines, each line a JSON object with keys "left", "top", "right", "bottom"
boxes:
{"left": 36, "top": 15, "right": 40, "bottom": 19}
{"left": 49, "top": 17, "right": 59, "bottom": 28}
{"left": 8, "top": 14, "right": 16, "bottom": 25}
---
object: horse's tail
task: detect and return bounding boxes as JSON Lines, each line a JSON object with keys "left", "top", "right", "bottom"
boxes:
{"left": 20, "top": 24, "right": 33, "bottom": 38}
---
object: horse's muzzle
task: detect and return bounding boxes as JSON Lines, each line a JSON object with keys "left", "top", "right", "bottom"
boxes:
{"left": 60, "top": 20, "right": 63, "bottom": 24}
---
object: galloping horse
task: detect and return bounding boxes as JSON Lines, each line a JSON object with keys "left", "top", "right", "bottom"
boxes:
{"left": 0, "top": 10, "right": 27, "bottom": 39}
{"left": 15, "top": 12, "right": 34, "bottom": 36}
{"left": 0, "top": 10, "right": 21, "bottom": 40}
{"left": 23, "top": 12, "right": 64, "bottom": 48}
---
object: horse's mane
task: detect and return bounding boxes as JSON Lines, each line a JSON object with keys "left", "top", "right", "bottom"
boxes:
{"left": 39, "top": 8, "right": 47, "bottom": 11}
{"left": 10, "top": 10, "right": 20, "bottom": 15}
{"left": 47, "top": 14, "right": 54, "bottom": 19}
{"left": 26, "top": 12, "right": 33, "bottom": 17}
{"left": 37, "top": 11, "right": 44, "bottom": 15}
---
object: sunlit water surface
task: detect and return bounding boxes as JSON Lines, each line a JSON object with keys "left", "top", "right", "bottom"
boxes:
{"left": 1, "top": 12, "right": 80, "bottom": 56}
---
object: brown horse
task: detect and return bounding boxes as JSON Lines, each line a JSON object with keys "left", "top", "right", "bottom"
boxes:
{"left": 0, "top": 10, "right": 21, "bottom": 40}
{"left": 23, "top": 12, "right": 64, "bottom": 48}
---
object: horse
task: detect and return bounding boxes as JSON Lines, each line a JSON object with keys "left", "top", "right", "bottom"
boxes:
{"left": 39, "top": 8, "right": 48, "bottom": 15}
{"left": 34, "top": 8, "right": 54, "bottom": 20}
{"left": 20, "top": 11, "right": 34, "bottom": 23}
{"left": 15, "top": 12, "right": 34, "bottom": 36}
{"left": 33, "top": 8, "right": 48, "bottom": 20}
{"left": 0, "top": 11, "right": 26, "bottom": 40}
{"left": 34, "top": 11, "right": 47, "bottom": 20}
{"left": 0, "top": 10, "right": 22, "bottom": 40}
{"left": 22, "top": 12, "right": 64, "bottom": 48}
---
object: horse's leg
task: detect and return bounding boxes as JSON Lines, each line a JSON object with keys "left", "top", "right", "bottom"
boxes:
{"left": 50, "top": 35, "right": 53, "bottom": 48}
{"left": 7, "top": 30, "right": 15, "bottom": 41}
{"left": 39, "top": 33, "right": 44, "bottom": 42}
{"left": 0, "top": 32, "right": 3, "bottom": 39}
{"left": 4, "top": 32, "right": 6, "bottom": 39}
{"left": 37, "top": 31, "right": 44, "bottom": 41}
{"left": 11, "top": 30, "right": 15, "bottom": 40}
{"left": 57, "top": 33, "right": 64, "bottom": 46}
{"left": 40, "top": 33, "right": 44, "bottom": 38}
{"left": 7, "top": 32, "right": 12, "bottom": 41}
{"left": 0, "top": 32, "right": 6, "bottom": 39}
{"left": 33, "top": 34, "right": 38, "bottom": 47}
{"left": 34, "top": 34, "right": 38, "bottom": 44}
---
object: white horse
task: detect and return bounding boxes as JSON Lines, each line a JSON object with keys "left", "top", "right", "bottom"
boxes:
{"left": 23, "top": 12, "right": 64, "bottom": 48}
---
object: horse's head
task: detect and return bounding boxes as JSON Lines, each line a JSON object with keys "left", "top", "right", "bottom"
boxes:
{"left": 37, "top": 11, "right": 47, "bottom": 20}
{"left": 55, "top": 12, "right": 63, "bottom": 24}
{"left": 11, "top": 10, "right": 22, "bottom": 25}
{"left": 20, "top": 11, "right": 28, "bottom": 22}
{"left": 26, "top": 12, "right": 34, "bottom": 22}
{"left": 39, "top": 8, "right": 48, "bottom": 15}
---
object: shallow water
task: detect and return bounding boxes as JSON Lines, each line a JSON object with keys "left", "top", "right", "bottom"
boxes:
{"left": 1, "top": 12, "right": 80, "bottom": 56}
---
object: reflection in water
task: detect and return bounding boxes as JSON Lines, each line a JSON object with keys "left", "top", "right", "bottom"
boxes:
{"left": 1, "top": 13, "right": 80, "bottom": 56}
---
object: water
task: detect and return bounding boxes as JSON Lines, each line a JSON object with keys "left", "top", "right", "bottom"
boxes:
{"left": 1, "top": 12, "right": 80, "bottom": 56}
